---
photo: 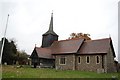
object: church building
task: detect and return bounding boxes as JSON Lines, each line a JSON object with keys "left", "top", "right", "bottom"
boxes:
{"left": 30, "top": 13, "right": 117, "bottom": 73}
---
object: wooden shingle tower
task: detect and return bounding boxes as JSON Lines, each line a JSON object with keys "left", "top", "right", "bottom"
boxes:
{"left": 41, "top": 12, "right": 58, "bottom": 48}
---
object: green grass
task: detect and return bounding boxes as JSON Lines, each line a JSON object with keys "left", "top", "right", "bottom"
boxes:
{"left": 1, "top": 65, "right": 120, "bottom": 79}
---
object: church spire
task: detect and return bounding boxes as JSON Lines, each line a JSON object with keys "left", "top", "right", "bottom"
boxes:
{"left": 41, "top": 12, "right": 59, "bottom": 48}
{"left": 43, "top": 12, "right": 58, "bottom": 36}
{"left": 48, "top": 12, "right": 53, "bottom": 31}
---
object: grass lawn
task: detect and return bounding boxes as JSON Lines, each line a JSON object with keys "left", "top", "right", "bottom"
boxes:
{"left": 1, "top": 65, "right": 120, "bottom": 79}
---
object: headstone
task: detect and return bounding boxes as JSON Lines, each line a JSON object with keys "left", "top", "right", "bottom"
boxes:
{"left": 4, "top": 62, "right": 7, "bottom": 65}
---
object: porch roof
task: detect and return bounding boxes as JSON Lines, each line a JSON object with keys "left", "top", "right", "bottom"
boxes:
{"left": 36, "top": 47, "right": 52, "bottom": 59}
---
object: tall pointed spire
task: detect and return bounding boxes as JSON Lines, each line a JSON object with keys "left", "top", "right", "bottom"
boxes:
{"left": 43, "top": 12, "right": 58, "bottom": 36}
{"left": 42, "top": 12, "right": 59, "bottom": 47}
{"left": 48, "top": 12, "right": 53, "bottom": 31}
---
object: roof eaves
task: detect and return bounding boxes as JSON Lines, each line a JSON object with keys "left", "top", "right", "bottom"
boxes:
{"left": 43, "top": 31, "right": 58, "bottom": 36}
{"left": 78, "top": 52, "right": 107, "bottom": 55}
{"left": 52, "top": 53, "right": 76, "bottom": 55}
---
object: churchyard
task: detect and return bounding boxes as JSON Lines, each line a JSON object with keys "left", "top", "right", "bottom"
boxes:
{"left": 2, "top": 65, "right": 119, "bottom": 79}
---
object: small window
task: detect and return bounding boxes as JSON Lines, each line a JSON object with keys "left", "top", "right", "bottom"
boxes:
{"left": 96, "top": 56, "right": 100, "bottom": 64}
{"left": 86, "top": 56, "right": 90, "bottom": 64}
{"left": 59, "top": 57, "right": 66, "bottom": 65}
{"left": 78, "top": 56, "right": 81, "bottom": 64}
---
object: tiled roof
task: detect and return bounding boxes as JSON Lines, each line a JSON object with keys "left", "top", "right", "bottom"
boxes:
{"left": 78, "top": 38, "right": 111, "bottom": 54}
{"left": 32, "top": 38, "right": 115, "bottom": 59}
{"left": 35, "top": 47, "right": 52, "bottom": 59}
{"left": 51, "top": 38, "right": 84, "bottom": 54}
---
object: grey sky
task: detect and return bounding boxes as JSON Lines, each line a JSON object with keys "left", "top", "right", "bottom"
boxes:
{"left": 0, "top": 0, "right": 119, "bottom": 61}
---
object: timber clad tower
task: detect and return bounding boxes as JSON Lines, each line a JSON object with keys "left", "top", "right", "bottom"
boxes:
{"left": 41, "top": 13, "right": 58, "bottom": 48}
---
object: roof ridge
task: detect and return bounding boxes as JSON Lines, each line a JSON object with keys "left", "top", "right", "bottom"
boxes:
{"left": 54, "top": 38, "right": 84, "bottom": 42}
{"left": 84, "top": 38, "right": 110, "bottom": 42}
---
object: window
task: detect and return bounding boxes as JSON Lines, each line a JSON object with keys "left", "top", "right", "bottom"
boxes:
{"left": 86, "top": 56, "right": 90, "bottom": 64}
{"left": 59, "top": 57, "right": 66, "bottom": 65}
{"left": 96, "top": 56, "right": 100, "bottom": 64}
{"left": 78, "top": 56, "right": 81, "bottom": 64}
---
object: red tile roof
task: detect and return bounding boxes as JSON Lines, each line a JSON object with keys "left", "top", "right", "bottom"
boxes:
{"left": 78, "top": 38, "right": 111, "bottom": 54}
{"left": 51, "top": 38, "right": 84, "bottom": 54}
{"left": 34, "top": 38, "right": 115, "bottom": 59}
{"left": 35, "top": 47, "right": 52, "bottom": 59}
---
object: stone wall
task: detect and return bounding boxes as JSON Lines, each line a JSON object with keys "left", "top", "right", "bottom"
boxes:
{"left": 54, "top": 47, "right": 117, "bottom": 73}
{"left": 55, "top": 54, "right": 75, "bottom": 70}
{"left": 106, "top": 47, "right": 117, "bottom": 72}
{"left": 76, "top": 55, "right": 103, "bottom": 72}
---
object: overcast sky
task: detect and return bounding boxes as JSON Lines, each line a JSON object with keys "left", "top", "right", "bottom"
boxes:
{"left": 0, "top": 0, "right": 119, "bottom": 61}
